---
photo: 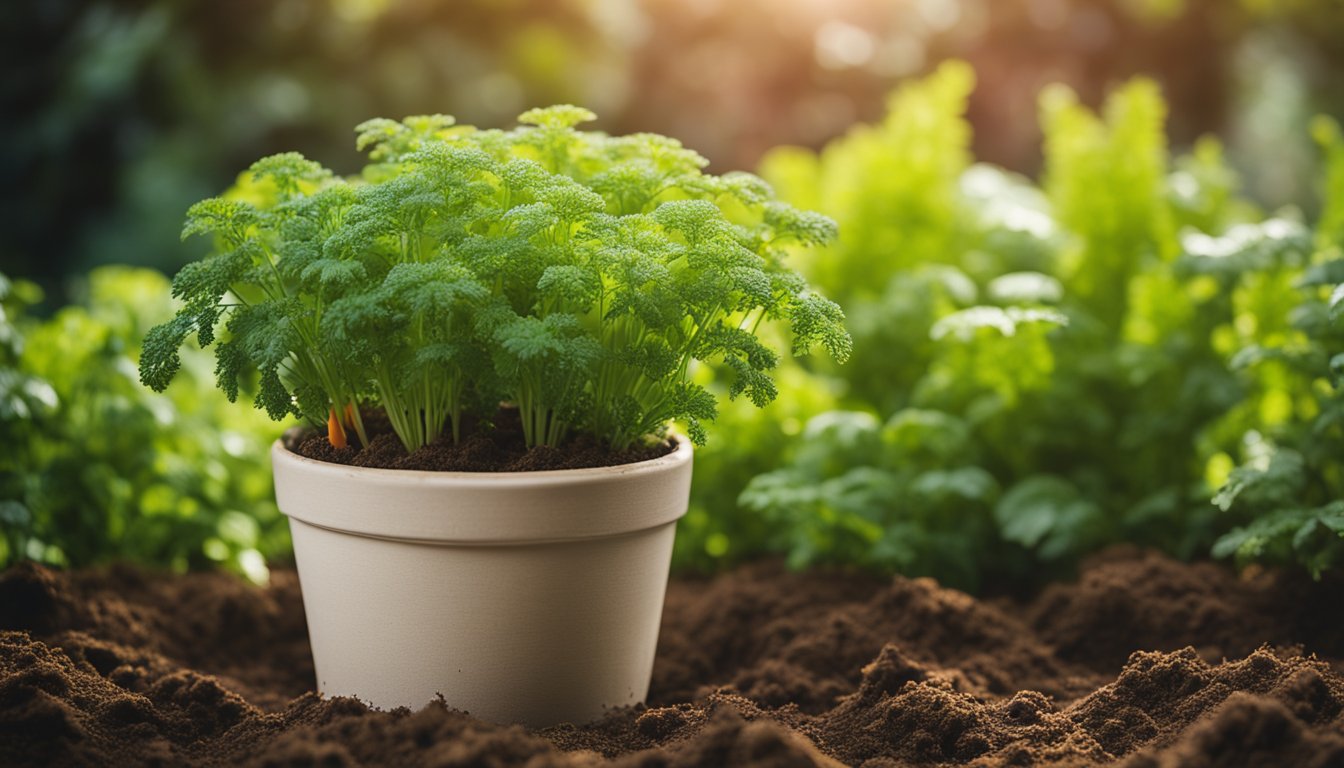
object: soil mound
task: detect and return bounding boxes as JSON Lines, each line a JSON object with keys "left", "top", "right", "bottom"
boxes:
{"left": 1, "top": 549, "right": 1342, "bottom": 766}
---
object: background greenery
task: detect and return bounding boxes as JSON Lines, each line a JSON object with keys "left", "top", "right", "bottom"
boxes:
{"left": 718, "top": 64, "right": 1344, "bottom": 590}
{"left": 4, "top": 0, "right": 1344, "bottom": 586}
{"left": 6, "top": 0, "right": 1344, "bottom": 304}
{"left": 1, "top": 268, "right": 285, "bottom": 579}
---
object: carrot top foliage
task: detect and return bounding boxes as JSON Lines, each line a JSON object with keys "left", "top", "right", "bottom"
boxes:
{"left": 139, "top": 107, "right": 850, "bottom": 454}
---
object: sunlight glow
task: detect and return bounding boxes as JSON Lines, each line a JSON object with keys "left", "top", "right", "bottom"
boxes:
{"left": 814, "top": 21, "right": 876, "bottom": 70}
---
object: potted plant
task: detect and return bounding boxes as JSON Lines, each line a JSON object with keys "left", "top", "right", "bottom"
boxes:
{"left": 139, "top": 106, "right": 850, "bottom": 727}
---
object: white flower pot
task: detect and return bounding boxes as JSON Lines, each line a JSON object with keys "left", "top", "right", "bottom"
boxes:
{"left": 270, "top": 434, "right": 692, "bottom": 727}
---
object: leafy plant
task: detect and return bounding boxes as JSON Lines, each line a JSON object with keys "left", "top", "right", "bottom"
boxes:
{"left": 1208, "top": 116, "right": 1344, "bottom": 577}
{"left": 0, "top": 267, "right": 285, "bottom": 580}
{"left": 740, "top": 409, "right": 1003, "bottom": 591}
{"left": 720, "top": 62, "right": 1344, "bottom": 585}
{"left": 141, "top": 107, "right": 850, "bottom": 454}
{"left": 675, "top": 363, "right": 841, "bottom": 572}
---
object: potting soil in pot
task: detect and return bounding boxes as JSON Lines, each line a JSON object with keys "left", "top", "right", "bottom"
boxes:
{"left": 290, "top": 407, "right": 676, "bottom": 472}
{"left": 2, "top": 548, "right": 1343, "bottom": 766}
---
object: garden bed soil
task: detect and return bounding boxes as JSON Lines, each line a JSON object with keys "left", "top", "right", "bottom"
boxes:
{"left": 2, "top": 548, "right": 1343, "bottom": 766}
{"left": 289, "top": 407, "right": 675, "bottom": 472}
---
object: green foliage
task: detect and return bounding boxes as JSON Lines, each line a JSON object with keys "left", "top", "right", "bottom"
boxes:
{"left": 740, "top": 409, "right": 1001, "bottom": 591}
{"left": 141, "top": 108, "right": 849, "bottom": 453}
{"left": 761, "top": 61, "right": 975, "bottom": 302}
{"left": 708, "top": 63, "right": 1344, "bottom": 584}
{"left": 1042, "top": 79, "right": 1177, "bottom": 332}
{"left": 1, "top": 267, "right": 285, "bottom": 581}
{"left": 676, "top": 363, "right": 841, "bottom": 571}
{"left": 1208, "top": 116, "right": 1344, "bottom": 578}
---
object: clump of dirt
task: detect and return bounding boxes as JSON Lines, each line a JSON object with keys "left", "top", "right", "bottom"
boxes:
{"left": 291, "top": 406, "right": 675, "bottom": 472}
{"left": 0, "top": 562, "right": 312, "bottom": 710}
{"left": 1121, "top": 692, "right": 1344, "bottom": 768}
{"left": 2, "top": 549, "right": 1343, "bottom": 766}
{"left": 1026, "top": 546, "right": 1344, "bottom": 672}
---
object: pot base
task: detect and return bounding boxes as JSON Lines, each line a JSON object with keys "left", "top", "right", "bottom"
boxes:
{"left": 289, "top": 517, "right": 678, "bottom": 727}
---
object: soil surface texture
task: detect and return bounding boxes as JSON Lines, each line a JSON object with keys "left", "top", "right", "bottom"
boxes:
{"left": 290, "top": 407, "right": 675, "bottom": 472}
{"left": 1, "top": 548, "right": 1342, "bottom": 767}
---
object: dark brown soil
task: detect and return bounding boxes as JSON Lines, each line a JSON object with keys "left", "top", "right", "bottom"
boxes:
{"left": 291, "top": 407, "right": 675, "bottom": 472}
{"left": 2, "top": 548, "right": 1343, "bottom": 766}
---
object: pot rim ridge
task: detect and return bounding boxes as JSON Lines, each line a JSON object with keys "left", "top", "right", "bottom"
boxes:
{"left": 271, "top": 432, "right": 694, "bottom": 544}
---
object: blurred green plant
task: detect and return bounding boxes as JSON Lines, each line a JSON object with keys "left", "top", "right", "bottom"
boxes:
{"left": 675, "top": 363, "right": 841, "bottom": 571}
{"left": 1207, "top": 116, "right": 1344, "bottom": 577}
{"left": 0, "top": 267, "right": 286, "bottom": 581}
{"left": 700, "top": 62, "right": 1344, "bottom": 586}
